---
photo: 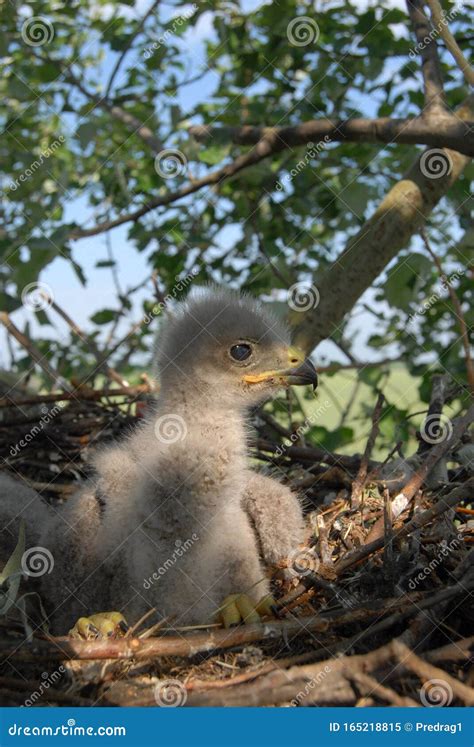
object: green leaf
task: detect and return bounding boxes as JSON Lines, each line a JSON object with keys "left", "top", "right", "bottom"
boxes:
{"left": 90, "top": 309, "right": 117, "bottom": 325}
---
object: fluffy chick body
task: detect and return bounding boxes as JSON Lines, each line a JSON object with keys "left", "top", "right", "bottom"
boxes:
{"left": 0, "top": 290, "right": 307, "bottom": 633}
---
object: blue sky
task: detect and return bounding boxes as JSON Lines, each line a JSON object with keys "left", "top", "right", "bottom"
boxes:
{"left": 4, "top": 0, "right": 436, "bottom": 370}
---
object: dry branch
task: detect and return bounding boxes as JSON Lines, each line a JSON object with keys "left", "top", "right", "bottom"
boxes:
{"left": 335, "top": 475, "right": 474, "bottom": 574}
{"left": 189, "top": 117, "right": 473, "bottom": 153}
{"left": 426, "top": 0, "right": 474, "bottom": 87}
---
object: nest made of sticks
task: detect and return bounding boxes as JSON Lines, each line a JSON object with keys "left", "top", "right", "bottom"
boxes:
{"left": 0, "top": 384, "right": 473, "bottom": 708}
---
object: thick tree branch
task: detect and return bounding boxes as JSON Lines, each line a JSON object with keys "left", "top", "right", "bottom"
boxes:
{"left": 189, "top": 117, "right": 474, "bottom": 155}
{"left": 70, "top": 135, "right": 283, "bottom": 239}
{"left": 70, "top": 110, "right": 474, "bottom": 241}
{"left": 292, "top": 95, "right": 473, "bottom": 354}
{"left": 426, "top": 0, "right": 474, "bottom": 87}
{"left": 407, "top": 0, "right": 447, "bottom": 113}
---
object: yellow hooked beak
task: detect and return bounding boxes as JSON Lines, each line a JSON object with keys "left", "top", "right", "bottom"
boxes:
{"left": 242, "top": 347, "right": 318, "bottom": 391}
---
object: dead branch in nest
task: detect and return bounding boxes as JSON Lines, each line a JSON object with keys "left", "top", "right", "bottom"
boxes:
{"left": 351, "top": 391, "right": 385, "bottom": 509}
{"left": 335, "top": 477, "right": 474, "bottom": 574}
{"left": 392, "top": 640, "right": 474, "bottom": 705}
{"left": 362, "top": 405, "right": 474, "bottom": 546}
{"left": 0, "top": 616, "right": 329, "bottom": 663}
{"left": 0, "top": 384, "right": 155, "bottom": 409}
{"left": 183, "top": 634, "right": 468, "bottom": 706}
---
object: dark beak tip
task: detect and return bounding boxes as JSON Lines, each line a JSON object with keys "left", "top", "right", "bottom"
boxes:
{"left": 287, "top": 358, "right": 318, "bottom": 390}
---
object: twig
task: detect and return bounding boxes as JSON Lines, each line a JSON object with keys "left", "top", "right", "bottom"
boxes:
{"left": 406, "top": 0, "right": 446, "bottom": 113}
{"left": 316, "top": 514, "right": 333, "bottom": 566}
{"left": 0, "top": 312, "right": 71, "bottom": 391}
{"left": 42, "top": 293, "right": 129, "bottom": 387}
{"left": 0, "top": 384, "right": 154, "bottom": 409}
{"left": 0, "top": 616, "right": 330, "bottom": 662}
{"left": 335, "top": 476, "right": 474, "bottom": 574}
{"left": 392, "top": 640, "right": 474, "bottom": 705}
{"left": 425, "top": 635, "right": 474, "bottom": 664}
{"left": 349, "top": 671, "right": 419, "bottom": 707}
{"left": 105, "top": 0, "right": 161, "bottom": 98}
{"left": 417, "top": 372, "right": 453, "bottom": 454}
{"left": 383, "top": 487, "right": 394, "bottom": 586}
{"left": 426, "top": 0, "right": 474, "bottom": 87}
{"left": 351, "top": 391, "right": 384, "bottom": 508}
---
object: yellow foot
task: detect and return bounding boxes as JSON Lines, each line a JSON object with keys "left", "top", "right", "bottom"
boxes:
{"left": 217, "top": 594, "right": 276, "bottom": 628}
{"left": 69, "top": 611, "right": 129, "bottom": 640}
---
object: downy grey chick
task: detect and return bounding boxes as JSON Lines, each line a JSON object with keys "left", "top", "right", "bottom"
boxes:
{"left": 0, "top": 289, "right": 317, "bottom": 634}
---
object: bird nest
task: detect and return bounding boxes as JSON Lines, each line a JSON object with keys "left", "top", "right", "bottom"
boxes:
{"left": 0, "top": 385, "right": 473, "bottom": 707}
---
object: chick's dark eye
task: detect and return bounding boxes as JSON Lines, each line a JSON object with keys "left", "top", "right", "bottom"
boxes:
{"left": 230, "top": 343, "right": 252, "bottom": 361}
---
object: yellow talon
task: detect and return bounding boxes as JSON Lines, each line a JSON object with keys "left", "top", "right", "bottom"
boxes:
{"left": 217, "top": 594, "right": 276, "bottom": 628}
{"left": 69, "top": 611, "right": 128, "bottom": 639}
